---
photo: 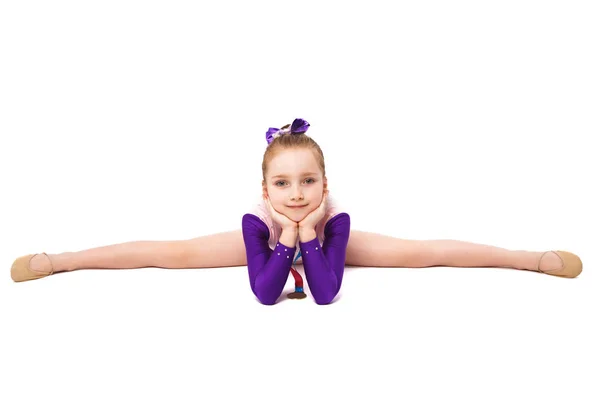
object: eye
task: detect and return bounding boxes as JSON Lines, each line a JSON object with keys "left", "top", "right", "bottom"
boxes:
{"left": 275, "top": 178, "right": 315, "bottom": 187}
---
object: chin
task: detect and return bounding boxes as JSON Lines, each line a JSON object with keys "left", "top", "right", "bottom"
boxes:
{"left": 283, "top": 211, "right": 306, "bottom": 223}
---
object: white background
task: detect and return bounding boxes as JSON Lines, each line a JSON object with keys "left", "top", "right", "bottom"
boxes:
{"left": 1, "top": 1, "right": 599, "bottom": 399}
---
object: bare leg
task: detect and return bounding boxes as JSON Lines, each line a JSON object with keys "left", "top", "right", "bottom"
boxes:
{"left": 30, "top": 230, "right": 249, "bottom": 273}
{"left": 344, "top": 230, "right": 563, "bottom": 272}
{"left": 28, "top": 228, "right": 562, "bottom": 275}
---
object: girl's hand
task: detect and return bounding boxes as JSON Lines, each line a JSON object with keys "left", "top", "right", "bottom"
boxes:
{"left": 298, "top": 190, "right": 329, "bottom": 230}
{"left": 264, "top": 195, "right": 299, "bottom": 231}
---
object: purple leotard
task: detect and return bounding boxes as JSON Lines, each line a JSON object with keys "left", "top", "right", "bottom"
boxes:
{"left": 241, "top": 212, "right": 351, "bottom": 305}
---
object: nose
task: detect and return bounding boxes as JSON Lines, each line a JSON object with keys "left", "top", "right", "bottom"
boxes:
{"left": 291, "top": 185, "right": 304, "bottom": 200}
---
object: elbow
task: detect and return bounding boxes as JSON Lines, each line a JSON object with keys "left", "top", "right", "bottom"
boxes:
{"left": 250, "top": 274, "right": 282, "bottom": 305}
{"left": 313, "top": 278, "right": 340, "bottom": 305}
{"left": 257, "top": 295, "right": 278, "bottom": 306}
{"left": 252, "top": 286, "right": 279, "bottom": 306}
{"left": 313, "top": 290, "right": 337, "bottom": 305}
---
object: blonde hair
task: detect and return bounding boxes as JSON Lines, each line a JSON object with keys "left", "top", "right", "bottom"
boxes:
{"left": 261, "top": 123, "right": 326, "bottom": 187}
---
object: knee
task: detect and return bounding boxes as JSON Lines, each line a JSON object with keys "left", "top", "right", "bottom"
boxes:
{"left": 397, "top": 240, "right": 444, "bottom": 267}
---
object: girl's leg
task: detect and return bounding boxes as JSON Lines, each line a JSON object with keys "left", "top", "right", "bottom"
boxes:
{"left": 29, "top": 228, "right": 562, "bottom": 274}
{"left": 344, "top": 230, "right": 563, "bottom": 272}
{"left": 30, "top": 230, "right": 248, "bottom": 273}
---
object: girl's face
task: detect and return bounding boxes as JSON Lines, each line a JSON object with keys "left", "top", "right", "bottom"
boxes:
{"left": 263, "top": 148, "right": 328, "bottom": 223}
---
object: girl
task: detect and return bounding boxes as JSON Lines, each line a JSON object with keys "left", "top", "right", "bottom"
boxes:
{"left": 10, "top": 118, "right": 583, "bottom": 304}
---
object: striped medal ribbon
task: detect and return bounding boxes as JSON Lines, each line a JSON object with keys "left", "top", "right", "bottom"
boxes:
{"left": 287, "top": 247, "right": 307, "bottom": 299}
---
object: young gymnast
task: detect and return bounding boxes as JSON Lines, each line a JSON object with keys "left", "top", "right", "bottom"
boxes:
{"left": 11, "top": 118, "right": 583, "bottom": 304}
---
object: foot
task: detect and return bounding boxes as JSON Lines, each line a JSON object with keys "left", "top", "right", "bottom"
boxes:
{"left": 29, "top": 253, "right": 55, "bottom": 274}
{"left": 536, "top": 251, "right": 564, "bottom": 273}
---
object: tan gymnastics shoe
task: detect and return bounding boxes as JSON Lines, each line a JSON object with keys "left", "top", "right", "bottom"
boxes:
{"left": 11, "top": 253, "right": 54, "bottom": 282}
{"left": 536, "top": 250, "right": 582, "bottom": 278}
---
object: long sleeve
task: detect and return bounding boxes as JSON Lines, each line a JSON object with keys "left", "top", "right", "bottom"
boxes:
{"left": 241, "top": 213, "right": 295, "bottom": 305}
{"left": 299, "top": 213, "right": 351, "bottom": 305}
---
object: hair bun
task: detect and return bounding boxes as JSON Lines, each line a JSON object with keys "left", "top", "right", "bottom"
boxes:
{"left": 265, "top": 118, "right": 310, "bottom": 145}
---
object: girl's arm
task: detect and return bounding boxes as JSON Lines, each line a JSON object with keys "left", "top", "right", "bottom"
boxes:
{"left": 241, "top": 214, "right": 295, "bottom": 305}
{"left": 299, "top": 213, "right": 351, "bottom": 305}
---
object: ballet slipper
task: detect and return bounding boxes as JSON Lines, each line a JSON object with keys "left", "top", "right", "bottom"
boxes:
{"left": 11, "top": 253, "right": 54, "bottom": 282}
{"left": 536, "top": 250, "right": 582, "bottom": 278}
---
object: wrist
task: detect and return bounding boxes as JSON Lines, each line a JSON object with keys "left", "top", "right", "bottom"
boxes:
{"left": 299, "top": 227, "right": 317, "bottom": 242}
{"left": 283, "top": 225, "right": 299, "bottom": 234}
{"left": 299, "top": 225, "right": 315, "bottom": 233}
{"left": 279, "top": 227, "right": 298, "bottom": 248}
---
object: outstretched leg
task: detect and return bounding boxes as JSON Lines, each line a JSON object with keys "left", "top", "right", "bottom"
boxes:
{"left": 344, "top": 230, "right": 563, "bottom": 273}
{"left": 25, "top": 228, "right": 564, "bottom": 275}
{"left": 29, "top": 229, "right": 249, "bottom": 274}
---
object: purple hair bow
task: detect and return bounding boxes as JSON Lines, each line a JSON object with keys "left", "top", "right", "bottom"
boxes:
{"left": 265, "top": 118, "right": 310, "bottom": 145}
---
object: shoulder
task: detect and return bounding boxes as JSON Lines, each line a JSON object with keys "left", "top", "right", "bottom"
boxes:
{"left": 322, "top": 212, "right": 350, "bottom": 242}
{"left": 323, "top": 212, "right": 350, "bottom": 239}
{"left": 242, "top": 213, "right": 269, "bottom": 235}
{"left": 242, "top": 213, "right": 268, "bottom": 228}
{"left": 241, "top": 213, "right": 272, "bottom": 244}
{"left": 325, "top": 212, "right": 350, "bottom": 229}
